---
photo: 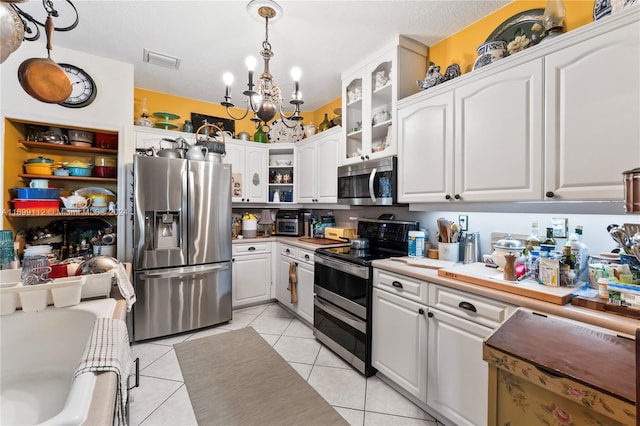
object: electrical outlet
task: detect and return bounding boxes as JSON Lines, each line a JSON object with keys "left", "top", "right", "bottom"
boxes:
{"left": 458, "top": 215, "right": 468, "bottom": 231}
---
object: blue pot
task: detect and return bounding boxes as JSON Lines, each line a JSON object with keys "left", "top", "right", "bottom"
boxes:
{"left": 66, "top": 166, "right": 93, "bottom": 177}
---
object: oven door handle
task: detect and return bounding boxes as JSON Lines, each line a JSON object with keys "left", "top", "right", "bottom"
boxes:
{"left": 315, "top": 254, "right": 369, "bottom": 278}
{"left": 314, "top": 296, "right": 366, "bottom": 334}
{"left": 369, "top": 167, "right": 377, "bottom": 203}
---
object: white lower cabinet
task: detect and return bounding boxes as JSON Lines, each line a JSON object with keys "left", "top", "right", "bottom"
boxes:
{"left": 372, "top": 269, "right": 515, "bottom": 425}
{"left": 371, "top": 287, "right": 428, "bottom": 403}
{"left": 276, "top": 244, "right": 315, "bottom": 324}
{"left": 231, "top": 243, "right": 271, "bottom": 308}
{"left": 426, "top": 307, "right": 492, "bottom": 426}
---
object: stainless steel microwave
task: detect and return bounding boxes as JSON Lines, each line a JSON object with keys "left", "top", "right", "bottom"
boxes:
{"left": 337, "top": 157, "right": 397, "bottom": 206}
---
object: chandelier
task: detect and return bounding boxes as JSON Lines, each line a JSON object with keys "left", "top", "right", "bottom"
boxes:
{"left": 221, "top": 0, "right": 303, "bottom": 129}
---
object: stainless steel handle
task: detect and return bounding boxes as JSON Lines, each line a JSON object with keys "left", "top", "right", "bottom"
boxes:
{"left": 138, "top": 263, "right": 230, "bottom": 279}
{"left": 314, "top": 296, "right": 366, "bottom": 334}
{"left": 315, "top": 254, "right": 369, "bottom": 279}
{"left": 368, "top": 167, "right": 377, "bottom": 203}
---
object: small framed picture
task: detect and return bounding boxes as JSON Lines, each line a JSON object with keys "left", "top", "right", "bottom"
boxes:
{"left": 191, "top": 112, "right": 235, "bottom": 136}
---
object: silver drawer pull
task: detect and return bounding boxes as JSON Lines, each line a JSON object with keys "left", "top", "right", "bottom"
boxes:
{"left": 458, "top": 301, "right": 477, "bottom": 312}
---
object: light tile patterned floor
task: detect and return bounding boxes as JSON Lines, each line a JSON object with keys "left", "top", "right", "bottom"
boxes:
{"left": 129, "top": 302, "right": 443, "bottom": 426}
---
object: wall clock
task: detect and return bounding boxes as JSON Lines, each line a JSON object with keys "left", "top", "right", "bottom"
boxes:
{"left": 58, "top": 63, "right": 97, "bottom": 108}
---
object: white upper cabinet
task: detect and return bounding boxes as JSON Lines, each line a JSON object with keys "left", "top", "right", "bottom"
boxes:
{"left": 544, "top": 18, "right": 640, "bottom": 201}
{"left": 398, "top": 91, "right": 454, "bottom": 203}
{"left": 295, "top": 127, "right": 340, "bottom": 204}
{"left": 224, "top": 141, "right": 267, "bottom": 203}
{"left": 398, "top": 59, "right": 543, "bottom": 203}
{"left": 398, "top": 10, "right": 639, "bottom": 203}
{"left": 341, "top": 36, "right": 428, "bottom": 165}
{"left": 454, "top": 58, "right": 543, "bottom": 202}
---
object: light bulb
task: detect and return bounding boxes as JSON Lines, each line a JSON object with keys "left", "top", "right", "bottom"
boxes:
{"left": 290, "top": 67, "right": 302, "bottom": 81}
{"left": 223, "top": 72, "right": 234, "bottom": 86}
{"left": 245, "top": 56, "right": 257, "bottom": 71}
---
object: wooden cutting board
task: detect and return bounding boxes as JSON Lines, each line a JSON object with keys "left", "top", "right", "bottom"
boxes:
{"left": 571, "top": 294, "right": 640, "bottom": 319}
{"left": 437, "top": 263, "right": 577, "bottom": 305}
{"left": 297, "top": 237, "right": 344, "bottom": 245}
{"left": 390, "top": 256, "right": 457, "bottom": 270}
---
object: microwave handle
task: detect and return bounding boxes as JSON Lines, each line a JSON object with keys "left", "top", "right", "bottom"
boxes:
{"left": 369, "top": 167, "right": 377, "bottom": 202}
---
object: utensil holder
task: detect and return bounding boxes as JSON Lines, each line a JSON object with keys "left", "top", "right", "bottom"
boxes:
{"left": 439, "top": 242, "right": 460, "bottom": 262}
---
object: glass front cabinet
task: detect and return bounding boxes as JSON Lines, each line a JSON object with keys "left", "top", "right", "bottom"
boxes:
{"left": 341, "top": 36, "right": 428, "bottom": 165}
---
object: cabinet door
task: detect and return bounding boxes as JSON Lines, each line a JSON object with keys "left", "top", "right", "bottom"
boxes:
{"left": 455, "top": 59, "right": 543, "bottom": 202}
{"left": 224, "top": 144, "right": 245, "bottom": 202}
{"left": 315, "top": 134, "right": 339, "bottom": 203}
{"left": 342, "top": 70, "right": 366, "bottom": 165}
{"left": 295, "top": 140, "right": 316, "bottom": 203}
{"left": 232, "top": 253, "right": 271, "bottom": 308}
{"left": 398, "top": 91, "right": 454, "bottom": 203}
{"left": 371, "top": 288, "right": 428, "bottom": 403}
{"left": 427, "top": 308, "right": 492, "bottom": 426}
{"left": 296, "top": 262, "right": 314, "bottom": 324}
{"left": 367, "top": 52, "right": 394, "bottom": 160}
{"left": 244, "top": 145, "right": 267, "bottom": 202}
{"left": 277, "top": 255, "right": 297, "bottom": 312}
{"left": 545, "top": 22, "right": 640, "bottom": 200}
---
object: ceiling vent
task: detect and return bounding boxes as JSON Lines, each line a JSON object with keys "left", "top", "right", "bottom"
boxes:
{"left": 143, "top": 48, "right": 181, "bottom": 70}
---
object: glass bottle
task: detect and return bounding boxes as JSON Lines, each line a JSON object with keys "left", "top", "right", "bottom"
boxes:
{"left": 525, "top": 220, "right": 542, "bottom": 252}
{"left": 318, "top": 113, "right": 331, "bottom": 132}
{"left": 541, "top": 227, "right": 556, "bottom": 253}
{"left": 183, "top": 120, "right": 193, "bottom": 133}
{"left": 541, "top": 0, "right": 566, "bottom": 40}
{"left": 560, "top": 245, "right": 576, "bottom": 286}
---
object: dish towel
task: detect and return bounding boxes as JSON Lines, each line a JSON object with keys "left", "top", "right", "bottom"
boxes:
{"left": 114, "top": 263, "right": 136, "bottom": 312}
{"left": 288, "top": 261, "right": 298, "bottom": 304}
{"left": 74, "top": 318, "right": 133, "bottom": 426}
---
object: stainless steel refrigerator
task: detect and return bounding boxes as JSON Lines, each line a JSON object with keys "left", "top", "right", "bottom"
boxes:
{"left": 131, "top": 155, "right": 232, "bottom": 341}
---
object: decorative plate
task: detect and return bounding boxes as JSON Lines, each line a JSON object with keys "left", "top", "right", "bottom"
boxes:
{"left": 593, "top": 0, "right": 612, "bottom": 20}
{"left": 485, "top": 8, "right": 545, "bottom": 45}
{"left": 267, "top": 119, "right": 304, "bottom": 143}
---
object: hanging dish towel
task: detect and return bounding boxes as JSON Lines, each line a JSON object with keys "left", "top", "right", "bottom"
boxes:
{"left": 288, "top": 261, "right": 298, "bottom": 303}
{"left": 74, "top": 318, "right": 133, "bottom": 426}
{"left": 114, "top": 263, "right": 136, "bottom": 312}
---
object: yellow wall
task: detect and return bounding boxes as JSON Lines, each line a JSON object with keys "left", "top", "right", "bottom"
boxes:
{"left": 134, "top": 2, "right": 595, "bottom": 130}
{"left": 428, "top": 0, "right": 595, "bottom": 73}
{"left": 135, "top": 88, "right": 319, "bottom": 137}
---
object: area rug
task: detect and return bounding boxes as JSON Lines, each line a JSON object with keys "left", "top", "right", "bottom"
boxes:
{"left": 174, "top": 327, "right": 348, "bottom": 426}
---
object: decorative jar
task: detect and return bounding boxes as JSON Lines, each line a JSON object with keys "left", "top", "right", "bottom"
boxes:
{"left": 473, "top": 40, "right": 507, "bottom": 71}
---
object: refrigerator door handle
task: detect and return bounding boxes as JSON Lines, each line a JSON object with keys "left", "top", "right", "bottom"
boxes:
{"left": 138, "top": 263, "right": 230, "bottom": 280}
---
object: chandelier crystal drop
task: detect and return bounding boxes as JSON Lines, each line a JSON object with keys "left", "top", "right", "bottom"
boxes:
{"left": 221, "top": 0, "right": 303, "bottom": 130}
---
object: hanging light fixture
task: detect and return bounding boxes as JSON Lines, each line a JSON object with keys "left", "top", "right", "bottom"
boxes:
{"left": 221, "top": 0, "right": 303, "bottom": 129}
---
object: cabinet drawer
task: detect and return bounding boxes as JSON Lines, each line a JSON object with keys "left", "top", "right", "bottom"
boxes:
{"left": 232, "top": 242, "right": 271, "bottom": 255}
{"left": 429, "top": 284, "right": 514, "bottom": 329}
{"left": 297, "top": 248, "right": 315, "bottom": 265}
{"left": 373, "top": 269, "right": 428, "bottom": 304}
{"left": 279, "top": 244, "right": 298, "bottom": 258}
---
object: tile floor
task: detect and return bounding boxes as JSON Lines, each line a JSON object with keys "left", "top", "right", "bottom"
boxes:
{"left": 129, "top": 302, "right": 443, "bottom": 426}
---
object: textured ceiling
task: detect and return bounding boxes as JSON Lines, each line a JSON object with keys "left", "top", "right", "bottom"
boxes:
{"left": 15, "top": 0, "right": 512, "bottom": 110}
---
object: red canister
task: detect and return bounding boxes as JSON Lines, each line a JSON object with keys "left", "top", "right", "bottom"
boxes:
{"left": 49, "top": 263, "right": 68, "bottom": 279}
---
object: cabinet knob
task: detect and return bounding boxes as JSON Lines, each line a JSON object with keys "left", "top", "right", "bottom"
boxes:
{"left": 454, "top": 194, "right": 461, "bottom": 200}
{"left": 248, "top": 246, "right": 256, "bottom": 251}
{"left": 360, "top": 156, "right": 365, "bottom": 161}
{"left": 232, "top": 258, "right": 235, "bottom": 262}
{"left": 246, "top": 198, "right": 250, "bottom": 202}
{"left": 285, "top": 249, "right": 290, "bottom": 254}
{"left": 427, "top": 311, "right": 434, "bottom": 318}
{"left": 304, "top": 254, "right": 310, "bottom": 260}
{"left": 365, "top": 155, "right": 370, "bottom": 160}
{"left": 545, "top": 191, "right": 555, "bottom": 198}
{"left": 391, "top": 280, "right": 403, "bottom": 289}
{"left": 418, "top": 308, "right": 425, "bottom": 315}
{"left": 458, "top": 301, "right": 477, "bottom": 313}
{"left": 445, "top": 194, "right": 452, "bottom": 200}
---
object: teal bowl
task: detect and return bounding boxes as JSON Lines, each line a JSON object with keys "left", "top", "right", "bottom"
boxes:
{"left": 66, "top": 166, "right": 93, "bottom": 177}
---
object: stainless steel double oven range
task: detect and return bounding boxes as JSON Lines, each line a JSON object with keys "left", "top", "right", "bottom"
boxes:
{"left": 313, "top": 218, "right": 419, "bottom": 376}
